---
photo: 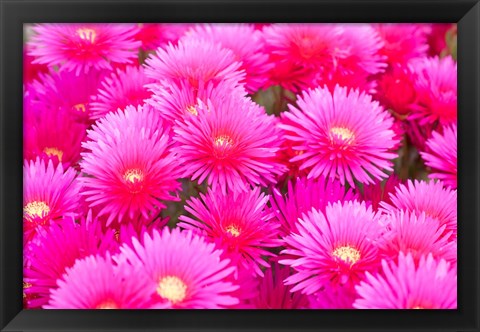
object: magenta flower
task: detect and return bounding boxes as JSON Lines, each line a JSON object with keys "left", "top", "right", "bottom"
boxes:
{"left": 420, "top": 124, "right": 457, "bottom": 189}
{"left": 172, "top": 95, "right": 286, "bottom": 194}
{"left": 354, "top": 253, "right": 457, "bottom": 309}
{"left": 134, "top": 23, "right": 192, "bottom": 51}
{"left": 280, "top": 201, "right": 385, "bottom": 294}
{"left": 179, "top": 187, "right": 281, "bottom": 277}
{"left": 80, "top": 105, "right": 181, "bottom": 226}
{"left": 118, "top": 228, "right": 239, "bottom": 308}
{"left": 362, "top": 175, "right": 404, "bottom": 211}
{"left": 28, "top": 23, "right": 140, "bottom": 75}
{"left": 279, "top": 85, "right": 399, "bottom": 188}
{"left": 45, "top": 254, "right": 154, "bottom": 309}
{"left": 90, "top": 65, "right": 153, "bottom": 120}
{"left": 308, "top": 285, "right": 357, "bottom": 309}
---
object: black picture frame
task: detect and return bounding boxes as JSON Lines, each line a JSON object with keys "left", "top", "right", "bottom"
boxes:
{"left": 1, "top": 0, "right": 479, "bottom": 331}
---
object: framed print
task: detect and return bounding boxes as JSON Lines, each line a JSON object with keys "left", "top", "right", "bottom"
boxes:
{"left": 1, "top": 0, "right": 479, "bottom": 331}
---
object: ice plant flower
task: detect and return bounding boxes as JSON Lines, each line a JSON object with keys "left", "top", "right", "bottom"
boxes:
{"left": 172, "top": 95, "right": 286, "bottom": 194}
{"left": 354, "top": 253, "right": 457, "bottom": 309}
{"left": 420, "top": 124, "right": 457, "bottom": 189}
{"left": 279, "top": 85, "right": 399, "bottom": 188}
{"left": 145, "top": 38, "right": 245, "bottom": 90}
{"left": 410, "top": 56, "right": 457, "bottom": 125}
{"left": 269, "top": 176, "right": 358, "bottom": 235}
{"left": 45, "top": 254, "right": 154, "bottom": 309}
{"left": 90, "top": 65, "right": 153, "bottom": 120}
{"left": 79, "top": 105, "right": 181, "bottom": 226}
{"left": 380, "top": 180, "right": 457, "bottom": 240}
{"left": 182, "top": 24, "right": 271, "bottom": 93}
{"left": 118, "top": 228, "right": 239, "bottom": 308}
{"left": 23, "top": 213, "right": 117, "bottom": 308}
{"left": 28, "top": 23, "right": 141, "bottom": 75}
{"left": 280, "top": 201, "right": 385, "bottom": 294}
{"left": 23, "top": 158, "right": 81, "bottom": 241}
{"left": 179, "top": 187, "right": 281, "bottom": 277}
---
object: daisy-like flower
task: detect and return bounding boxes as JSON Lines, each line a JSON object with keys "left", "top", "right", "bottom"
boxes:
{"left": 28, "top": 23, "right": 141, "bottom": 75}
{"left": 420, "top": 124, "right": 457, "bottom": 189}
{"left": 381, "top": 211, "right": 457, "bottom": 264}
{"left": 90, "top": 65, "right": 153, "bottom": 121}
{"left": 380, "top": 180, "right": 457, "bottom": 239}
{"left": 45, "top": 254, "right": 154, "bottom": 309}
{"left": 80, "top": 105, "right": 181, "bottom": 226}
{"left": 118, "top": 227, "right": 239, "bottom": 309}
{"left": 24, "top": 212, "right": 117, "bottom": 308}
{"left": 270, "top": 176, "right": 358, "bottom": 235}
{"left": 253, "top": 263, "right": 309, "bottom": 309}
{"left": 144, "top": 38, "right": 245, "bottom": 90}
{"left": 280, "top": 201, "right": 385, "bottom": 294}
{"left": 182, "top": 24, "right": 271, "bottom": 93}
{"left": 375, "top": 24, "right": 430, "bottom": 68}
{"left": 279, "top": 85, "right": 399, "bottom": 188}
{"left": 172, "top": 95, "right": 286, "bottom": 194}
{"left": 410, "top": 56, "right": 457, "bottom": 125}
{"left": 354, "top": 253, "right": 457, "bottom": 309}
{"left": 134, "top": 23, "right": 192, "bottom": 51}
{"left": 179, "top": 187, "right": 281, "bottom": 277}
{"left": 23, "top": 158, "right": 81, "bottom": 241}
{"left": 24, "top": 107, "right": 86, "bottom": 168}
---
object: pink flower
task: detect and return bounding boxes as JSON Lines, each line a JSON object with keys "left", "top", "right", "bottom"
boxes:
{"left": 279, "top": 85, "right": 399, "bottom": 188}
{"left": 145, "top": 38, "right": 245, "bottom": 90}
{"left": 182, "top": 24, "right": 271, "bottom": 93}
{"left": 253, "top": 263, "right": 309, "bottom": 309}
{"left": 79, "top": 105, "right": 181, "bottom": 226}
{"left": 308, "top": 285, "right": 357, "bottom": 309}
{"left": 118, "top": 228, "right": 239, "bottom": 308}
{"left": 90, "top": 65, "right": 153, "bottom": 120}
{"left": 23, "top": 158, "right": 81, "bottom": 241}
{"left": 28, "top": 24, "right": 140, "bottom": 75}
{"left": 362, "top": 175, "right": 404, "bottom": 211}
{"left": 420, "top": 124, "right": 457, "bottom": 189}
{"left": 270, "top": 176, "right": 358, "bottom": 235}
{"left": 45, "top": 254, "right": 154, "bottom": 309}
{"left": 380, "top": 180, "right": 457, "bottom": 240}
{"left": 354, "top": 253, "right": 457, "bottom": 309}
{"left": 24, "top": 212, "right": 117, "bottom": 308}
{"left": 134, "top": 23, "right": 192, "bottom": 50}
{"left": 280, "top": 201, "right": 385, "bottom": 294}
{"left": 179, "top": 187, "right": 281, "bottom": 277}
{"left": 172, "top": 95, "right": 286, "bottom": 194}
{"left": 410, "top": 56, "right": 457, "bottom": 125}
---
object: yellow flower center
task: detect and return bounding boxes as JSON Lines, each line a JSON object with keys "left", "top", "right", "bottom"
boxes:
{"left": 332, "top": 245, "right": 361, "bottom": 265}
{"left": 214, "top": 135, "right": 234, "bottom": 147}
{"left": 186, "top": 105, "right": 198, "bottom": 116}
{"left": 96, "top": 300, "right": 118, "bottom": 309}
{"left": 123, "top": 168, "right": 144, "bottom": 183}
{"left": 43, "top": 147, "right": 63, "bottom": 162}
{"left": 225, "top": 224, "right": 241, "bottom": 237}
{"left": 330, "top": 126, "right": 355, "bottom": 142}
{"left": 76, "top": 28, "right": 97, "bottom": 43}
{"left": 23, "top": 201, "right": 50, "bottom": 220}
{"left": 157, "top": 276, "right": 187, "bottom": 304}
{"left": 73, "top": 103, "right": 87, "bottom": 113}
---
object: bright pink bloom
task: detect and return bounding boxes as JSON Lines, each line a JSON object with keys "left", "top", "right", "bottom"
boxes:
{"left": 90, "top": 65, "right": 153, "bottom": 120}
{"left": 23, "top": 158, "right": 81, "bottom": 242}
{"left": 118, "top": 228, "right": 239, "bottom": 308}
{"left": 179, "top": 187, "right": 281, "bottom": 277}
{"left": 45, "top": 254, "right": 154, "bottom": 309}
{"left": 380, "top": 180, "right": 457, "bottom": 240}
{"left": 280, "top": 201, "right": 385, "bottom": 294}
{"left": 410, "top": 56, "right": 457, "bottom": 125}
{"left": 279, "top": 85, "right": 399, "bottom": 188}
{"left": 308, "top": 285, "right": 357, "bottom": 309}
{"left": 79, "top": 105, "right": 181, "bottom": 226}
{"left": 253, "top": 263, "right": 309, "bottom": 309}
{"left": 270, "top": 176, "right": 358, "bottom": 235}
{"left": 172, "top": 95, "right": 286, "bottom": 194}
{"left": 28, "top": 24, "right": 140, "bottom": 75}
{"left": 24, "top": 213, "right": 117, "bottom": 308}
{"left": 145, "top": 38, "right": 245, "bottom": 90}
{"left": 183, "top": 24, "right": 271, "bottom": 93}
{"left": 420, "top": 124, "right": 457, "bottom": 189}
{"left": 134, "top": 23, "right": 192, "bottom": 50}
{"left": 354, "top": 253, "right": 457, "bottom": 309}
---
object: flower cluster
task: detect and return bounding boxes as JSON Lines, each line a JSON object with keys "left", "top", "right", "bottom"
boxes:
{"left": 23, "top": 23, "right": 457, "bottom": 309}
